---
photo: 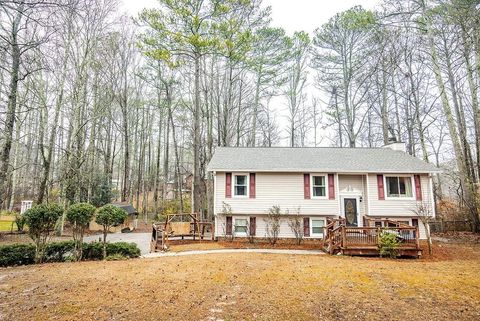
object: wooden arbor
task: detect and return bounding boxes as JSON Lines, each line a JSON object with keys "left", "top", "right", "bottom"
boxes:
{"left": 150, "top": 213, "right": 214, "bottom": 252}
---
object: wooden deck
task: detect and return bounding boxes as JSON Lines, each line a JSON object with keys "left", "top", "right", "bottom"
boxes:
{"left": 324, "top": 218, "right": 422, "bottom": 258}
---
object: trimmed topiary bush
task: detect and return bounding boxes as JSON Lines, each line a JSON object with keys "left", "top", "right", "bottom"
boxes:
{"left": 66, "top": 202, "right": 96, "bottom": 261}
{"left": 95, "top": 205, "right": 128, "bottom": 259}
{"left": 24, "top": 203, "right": 63, "bottom": 263}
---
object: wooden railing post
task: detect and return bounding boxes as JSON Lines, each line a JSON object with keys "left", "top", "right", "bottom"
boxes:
{"left": 415, "top": 226, "right": 420, "bottom": 249}
{"left": 377, "top": 227, "right": 381, "bottom": 247}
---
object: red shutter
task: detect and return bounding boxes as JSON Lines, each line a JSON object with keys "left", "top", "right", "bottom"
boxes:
{"left": 249, "top": 173, "right": 256, "bottom": 198}
{"left": 249, "top": 217, "right": 256, "bottom": 236}
{"left": 226, "top": 216, "right": 232, "bottom": 235}
{"left": 377, "top": 175, "right": 385, "bottom": 200}
{"left": 414, "top": 175, "right": 422, "bottom": 201}
{"left": 303, "top": 217, "right": 310, "bottom": 237}
{"left": 304, "top": 174, "right": 310, "bottom": 199}
{"left": 225, "top": 173, "right": 232, "bottom": 198}
{"left": 328, "top": 174, "right": 335, "bottom": 200}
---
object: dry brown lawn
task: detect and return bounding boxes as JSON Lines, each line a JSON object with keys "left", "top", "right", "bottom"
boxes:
{"left": 1, "top": 242, "right": 479, "bottom": 321}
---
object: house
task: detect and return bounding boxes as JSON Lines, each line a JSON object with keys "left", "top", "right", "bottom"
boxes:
{"left": 207, "top": 143, "right": 439, "bottom": 241}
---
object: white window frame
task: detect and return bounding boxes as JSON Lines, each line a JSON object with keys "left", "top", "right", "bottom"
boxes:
{"left": 232, "top": 173, "right": 249, "bottom": 198}
{"left": 384, "top": 175, "right": 415, "bottom": 200}
{"left": 311, "top": 174, "right": 328, "bottom": 199}
{"left": 310, "top": 218, "right": 325, "bottom": 237}
{"left": 233, "top": 217, "right": 248, "bottom": 236}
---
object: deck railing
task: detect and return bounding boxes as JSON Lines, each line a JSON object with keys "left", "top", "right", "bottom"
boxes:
{"left": 325, "top": 220, "right": 420, "bottom": 255}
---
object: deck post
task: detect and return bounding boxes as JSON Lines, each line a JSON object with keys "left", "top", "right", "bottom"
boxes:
{"left": 376, "top": 227, "right": 381, "bottom": 247}
{"left": 415, "top": 226, "right": 420, "bottom": 249}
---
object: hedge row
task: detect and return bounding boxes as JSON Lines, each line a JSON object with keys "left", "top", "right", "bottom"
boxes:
{"left": 0, "top": 241, "right": 141, "bottom": 267}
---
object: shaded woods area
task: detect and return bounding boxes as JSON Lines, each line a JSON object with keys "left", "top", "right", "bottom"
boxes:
{"left": 0, "top": 0, "right": 479, "bottom": 231}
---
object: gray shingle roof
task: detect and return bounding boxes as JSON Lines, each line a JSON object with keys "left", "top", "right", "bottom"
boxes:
{"left": 207, "top": 147, "right": 440, "bottom": 173}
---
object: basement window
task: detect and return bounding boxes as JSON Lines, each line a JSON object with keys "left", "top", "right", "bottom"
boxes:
{"left": 234, "top": 218, "right": 248, "bottom": 235}
{"left": 311, "top": 219, "right": 325, "bottom": 237}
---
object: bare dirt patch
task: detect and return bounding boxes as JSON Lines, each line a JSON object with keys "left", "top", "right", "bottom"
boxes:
{"left": 1, "top": 241, "right": 479, "bottom": 321}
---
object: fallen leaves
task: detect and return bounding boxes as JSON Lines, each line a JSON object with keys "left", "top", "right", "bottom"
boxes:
{"left": 0, "top": 241, "right": 479, "bottom": 321}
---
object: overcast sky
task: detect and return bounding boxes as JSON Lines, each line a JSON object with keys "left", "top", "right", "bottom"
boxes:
{"left": 120, "top": 0, "right": 382, "bottom": 145}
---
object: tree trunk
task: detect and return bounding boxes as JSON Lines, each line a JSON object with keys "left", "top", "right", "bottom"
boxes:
{"left": 0, "top": 5, "right": 23, "bottom": 208}
{"left": 422, "top": 0, "right": 480, "bottom": 231}
{"left": 192, "top": 52, "right": 202, "bottom": 214}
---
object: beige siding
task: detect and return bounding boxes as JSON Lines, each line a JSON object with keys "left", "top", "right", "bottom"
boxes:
{"left": 215, "top": 172, "right": 338, "bottom": 215}
{"left": 338, "top": 175, "right": 364, "bottom": 191}
{"left": 367, "top": 174, "right": 432, "bottom": 216}
{"left": 215, "top": 214, "right": 326, "bottom": 239}
{"left": 214, "top": 172, "right": 434, "bottom": 239}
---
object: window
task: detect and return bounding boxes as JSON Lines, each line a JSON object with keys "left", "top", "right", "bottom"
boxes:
{"left": 234, "top": 218, "right": 248, "bottom": 234}
{"left": 311, "top": 219, "right": 325, "bottom": 236}
{"left": 234, "top": 174, "right": 248, "bottom": 196}
{"left": 374, "top": 221, "right": 383, "bottom": 228}
{"left": 312, "top": 175, "right": 326, "bottom": 197}
{"left": 386, "top": 176, "right": 413, "bottom": 198}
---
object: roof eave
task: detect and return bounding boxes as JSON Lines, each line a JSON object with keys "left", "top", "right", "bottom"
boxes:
{"left": 208, "top": 168, "right": 441, "bottom": 174}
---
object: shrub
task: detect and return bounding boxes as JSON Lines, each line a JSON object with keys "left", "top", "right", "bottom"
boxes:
{"left": 378, "top": 231, "right": 400, "bottom": 258}
{"left": 14, "top": 214, "right": 26, "bottom": 232}
{"left": 44, "top": 240, "right": 76, "bottom": 262}
{"left": 0, "top": 244, "right": 35, "bottom": 267}
{"left": 66, "top": 203, "right": 96, "bottom": 261}
{"left": 0, "top": 241, "right": 140, "bottom": 267}
{"left": 106, "top": 254, "right": 127, "bottom": 261}
{"left": 95, "top": 205, "right": 128, "bottom": 259}
{"left": 24, "top": 203, "right": 63, "bottom": 263}
{"left": 82, "top": 242, "right": 140, "bottom": 260}
{"left": 288, "top": 210, "right": 304, "bottom": 245}
{"left": 107, "top": 242, "right": 140, "bottom": 258}
{"left": 265, "top": 206, "right": 282, "bottom": 245}
{"left": 82, "top": 242, "right": 104, "bottom": 260}
{"left": 0, "top": 210, "right": 16, "bottom": 216}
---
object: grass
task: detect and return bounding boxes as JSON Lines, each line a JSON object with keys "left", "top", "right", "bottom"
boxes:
{"left": 0, "top": 220, "right": 16, "bottom": 232}
{"left": 0, "top": 241, "right": 479, "bottom": 321}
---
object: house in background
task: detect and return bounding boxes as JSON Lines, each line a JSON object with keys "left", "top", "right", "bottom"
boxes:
{"left": 207, "top": 143, "right": 440, "bottom": 241}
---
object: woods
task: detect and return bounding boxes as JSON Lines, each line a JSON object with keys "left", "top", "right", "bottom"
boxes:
{"left": 0, "top": 0, "right": 479, "bottom": 231}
